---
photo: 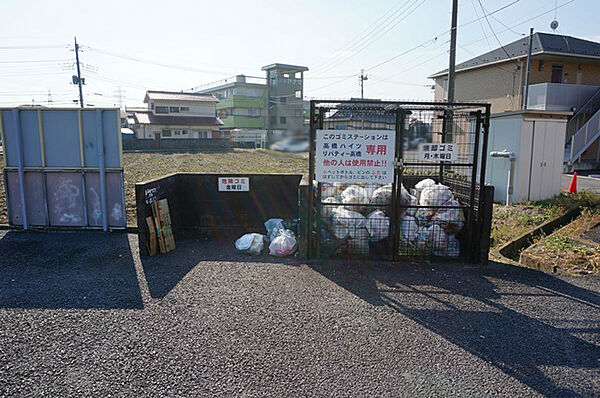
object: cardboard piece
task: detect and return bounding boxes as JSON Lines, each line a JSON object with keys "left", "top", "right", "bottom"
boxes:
{"left": 151, "top": 198, "right": 175, "bottom": 253}
{"left": 146, "top": 216, "right": 158, "bottom": 256}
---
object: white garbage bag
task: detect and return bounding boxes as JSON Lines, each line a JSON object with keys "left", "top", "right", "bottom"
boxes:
{"left": 400, "top": 215, "right": 418, "bottom": 243}
{"left": 431, "top": 199, "right": 465, "bottom": 234}
{"left": 415, "top": 226, "right": 431, "bottom": 248}
{"left": 321, "top": 196, "right": 339, "bottom": 220}
{"left": 269, "top": 229, "right": 297, "bottom": 257}
{"left": 264, "top": 218, "right": 285, "bottom": 241}
{"left": 235, "top": 233, "right": 267, "bottom": 255}
{"left": 348, "top": 227, "right": 370, "bottom": 255}
{"left": 428, "top": 224, "right": 448, "bottom": 252}
{"left": 365, "top": 210, "right": 389, "bottom": 241}
{"left": 415, "top": 207, "right": 436, "bottom": 226}
{"left": 404, "top": 196, "right": 419, "bottom": 217}
{"left": 419, "top": 184, "right": 453, "bottom": 207}
{"left": 341, "top": 185, "right": 370, "bottom": 211}
{"left": 371, "top": 184, "right": 393, "bottom": 206}
{"left": 331, "top": 207, "right": 366, "bottom": 239}
{"left": 321, "top": 183, "right": 340, "bottom": 199}
{"left": 415, "top": 178, "right": 436, "bottom": 191}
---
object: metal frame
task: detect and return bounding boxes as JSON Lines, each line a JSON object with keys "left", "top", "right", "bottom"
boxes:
{"left": 1, "top": 107, "right": 126, "bottom": 230}
{"left": 308, "top": 99, "right": 491, "bottom": 262}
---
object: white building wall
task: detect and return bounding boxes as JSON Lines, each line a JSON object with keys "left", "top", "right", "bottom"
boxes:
{"left": 150, "top": 100, "right": 216, "bottom": 117}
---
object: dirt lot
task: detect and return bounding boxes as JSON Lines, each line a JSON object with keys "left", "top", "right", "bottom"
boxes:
{"left": 0, "top": 150, "right": 308, "bottom": 226}
{"left": 1, "top": 230, "right": 599, "bottom": 396}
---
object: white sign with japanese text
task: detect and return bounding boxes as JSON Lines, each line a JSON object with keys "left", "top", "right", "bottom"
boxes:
{"left": 418, "top": 143, "right": 458, "bottom": 162}
{"left": 315, "top": 129, "right": 395, "bottom": 183}
{"left": 218, "top": 177, "right": 249, "bottom": 192}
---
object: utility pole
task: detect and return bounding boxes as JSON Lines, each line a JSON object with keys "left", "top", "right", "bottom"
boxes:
{"left": 447, "top": 0, "right": 458, "bottom": 103}
{"left": 359, "top": 69, "right": 368, "bottom": 99}
{"left": 74, "top": 37, "right": 84, "bottom": 108}
{"left": 522, "top": 28, "right": 534, "bottom": 110}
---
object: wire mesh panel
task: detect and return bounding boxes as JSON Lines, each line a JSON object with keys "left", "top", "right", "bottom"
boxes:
{"left": 308, "top": 100, "right": 490, "bottom": 262}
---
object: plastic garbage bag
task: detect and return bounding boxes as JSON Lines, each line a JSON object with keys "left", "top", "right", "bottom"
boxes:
{"left": 235, "top": 233, "right": 267, "bottom": 255}
{"left": 321, "top": 196, "right": 339, "bottom": 220}
{"left": 400, "top": 215, "right": 418, "bottom": 243}
{"left": 404, "top": 196, "right": 418, "bottom": 217}
{"left": 365, "top": 210, "right": 389, "bottom": 241}
{"left": 348, "top": 227, "right": 369, "bottom": 255}
{"left": 331, "top": 207, "right": 366, "bottom": 239}
{"left": 321, "top": 183, "right": 340, "bottom": 199}
{"left": 419, "top": 184, "right": 453, "bottom": 207}
{"left": 341, "top": 185, "right": 370, "bottom": 211}
{"left": 371, "top": 184, "right": 393, "bottom": 206}
{"left": 431, "top": 199, "right": 465, "bottom": 234}
{"left": 415, "top": 178, "right": 436, "bottom": 191}
{"left": 446, "top": 235, "right": 460, "bottom": 257}
{"left": 269, "top": 229, "right": 297, "bottom": 257}
{"left": 415, "top": 226, "right": 431, "bottom": 248}
{"left": 264, "top": 218, "right": 285, "bottom": 241}
{"left": 428, "top": 224, "right": 448, "bottom": 252}
{"left": 415, "top": 207, "right": 435, "bottom": 226}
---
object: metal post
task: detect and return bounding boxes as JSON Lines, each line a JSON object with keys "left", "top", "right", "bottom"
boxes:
{"left": 522, "top": 28, "right": 534, "bottom": 110}
{"left": 12, "top": 109, "right": 28, "bottom": 229}
{"left": 392, "top": 108, "right": 405, "bottom": 261}
{"left": 315, "top": 108, "right": 325, "bottom": 258}
{"left": 447, "top": 0, "right": 459, "bottom": 103}
{"left": 96, "top": 110, "right": 108, "bottom": 231}
{"left": 467, "top": 111, "right": 482, "bottom": 262}
{"left": 307, "top": 101, "right": 316, "bottom": 259}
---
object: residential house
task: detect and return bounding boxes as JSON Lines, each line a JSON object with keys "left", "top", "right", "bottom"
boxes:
{"left": 129, "top": 91, "right": 223, "bottom": 140}
{"left": 195, "top": 63, "right": 308, "bottom": 138}
{"left": 429, "top": 32, "right": 600, "bottom": 171}
{"left": 428, "top": 32, "right": 600, "bottom": 202}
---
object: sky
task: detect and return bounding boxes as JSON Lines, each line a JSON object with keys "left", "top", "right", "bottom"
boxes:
{"left": 1, "top": 0, "right": 598, "bottom": 108}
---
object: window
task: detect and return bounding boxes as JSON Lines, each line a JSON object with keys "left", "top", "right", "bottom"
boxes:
{"left": 280, "top": 116, "right": 286, "bottom": 124}
{"left": 294, "top": 90, "right": 302, "bottom": 99}
{"left": 174, "top": 130, "right": 181, "bottom": 136}
{"left": 551, "top": 65, "right": 563, "bottom": 83}
{"left": 295, "top": 72, "right": 302, "bottom": 79}
{"left": 199, "top": 131, "right": 213, "bottom": 139}
{"left": 150, "top": 102, "right": 154, "bottom": 110}
{"left": 280, "top": 96, "right": 287, "bottom": 104}
{"left": 155, "top": 106, "right": 169, "bottom": 114}
{"left": 283, "top": 73, "right": 290, "bottom": 78}
{"left": 180, "top": 106, "right": 190, "bottom": 111}
{"left": 161, "top": 129, "right": 172, "bottom": 137}
{"left": 169, "top": 106, "right": 180, "bottom": 113}
{"left": 182, "top": 129, "right": 188, "bottom": 135}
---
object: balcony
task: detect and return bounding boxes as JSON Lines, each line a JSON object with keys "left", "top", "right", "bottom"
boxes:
{"left": 220, "top": 115, "right": 265, "bottom": 129}
{"left": 527, "top": 83, "right": 600, "bottom": 111}
{"left": 216, "top": 95, "right": 265, "bottom": 110}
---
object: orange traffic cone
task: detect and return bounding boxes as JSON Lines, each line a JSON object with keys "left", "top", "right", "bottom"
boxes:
{"left": 568, "top": 172, "right": 578, "bottom": 193}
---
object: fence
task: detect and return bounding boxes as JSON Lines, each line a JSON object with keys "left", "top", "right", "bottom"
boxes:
{"left": 305, "top": 100, "right": 493, "bottom": 263}
{"left": 1, "top": 107, "right": 126, "bottom": 230}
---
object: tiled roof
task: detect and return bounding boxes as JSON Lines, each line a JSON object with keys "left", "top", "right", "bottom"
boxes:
{"left": 132, "top": 111, "right": 223, "bottom": 126}
{"left": 144, "top": 91, "right": 220, "bottom": 103}
{"left": 429, "top": 32, "right": 600, "bottom": 78}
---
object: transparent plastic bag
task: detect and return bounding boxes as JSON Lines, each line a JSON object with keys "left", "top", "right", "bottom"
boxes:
{"left": 264, "top": 218, "right": 285, "bottom": 241}
{"left": 235, "top": 233, "right": 267, "bottom": 255}
{"left": 365, "top": 210, "right": 389, "bottom": 242}
{"left": 269, "top": 229, "right": 297, "bottom": 257}
{"left": 419, "top": 184, "right": 453, "bottom": 207}
{"left": 331, "top": 207, "right": 366, "bottom": 239}
{"left": 431, "top": 199, "right": 465, "bottom": 234}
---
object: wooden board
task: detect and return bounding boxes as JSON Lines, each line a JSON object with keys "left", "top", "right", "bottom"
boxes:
{"left": 145, "top": 216, "right": 158, "bottom": 256}
{"left": 151, "top": 198, "right": 175, "bottom": 253}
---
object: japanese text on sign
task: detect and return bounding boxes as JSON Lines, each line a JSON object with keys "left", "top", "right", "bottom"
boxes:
{"left": 218, "top": 177, "right": 249, "bottom": 192}
{"left": 315, "top": 130, "right": 395, "bottom": 183}
{"left": 418, "top": 143, "right": 458, "bottom": 162}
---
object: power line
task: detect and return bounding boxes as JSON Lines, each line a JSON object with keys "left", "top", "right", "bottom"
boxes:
{"left": 476, "top": 0, "right": 520, "bottom": 67}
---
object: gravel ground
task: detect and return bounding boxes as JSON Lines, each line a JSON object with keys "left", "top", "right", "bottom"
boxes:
{"left": 1, "top": 230, "right": 600, "bottom": 397}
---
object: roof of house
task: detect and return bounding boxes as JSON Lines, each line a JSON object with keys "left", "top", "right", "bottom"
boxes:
{"left": 144, "top": 91, "right": 219, "bottom": 103}
{"left": 429, "top": 32, "right": 600, "bottom": 78}
{"left": 325, "top": 99, "right": 395, "bottom": 123}
{"left": 132, "top": 111, "right": 223, "bottom": 126}
{"left": 261, "top": 63, "right": 309, "bottom": 72}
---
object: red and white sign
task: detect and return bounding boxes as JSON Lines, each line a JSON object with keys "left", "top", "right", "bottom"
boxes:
{"left": 315, "top": 129, "right": 395, "bottom": 183}
{"left": 218, "top": 177, "right": 249, "bottom": 192}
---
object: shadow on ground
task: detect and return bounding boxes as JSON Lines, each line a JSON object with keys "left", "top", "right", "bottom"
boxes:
{"left": 313, "top": 260, "right": 600, "bottom": 397}
{"left": 0, "top": 230, "right": 143, "bottom": 309}
{"left": 139, "top": 231, "right": 300, "bottom": 299}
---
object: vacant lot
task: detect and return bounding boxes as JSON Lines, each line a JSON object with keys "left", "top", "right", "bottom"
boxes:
{"left": 0, "top": 150, "right": 308, "bottom": 226}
